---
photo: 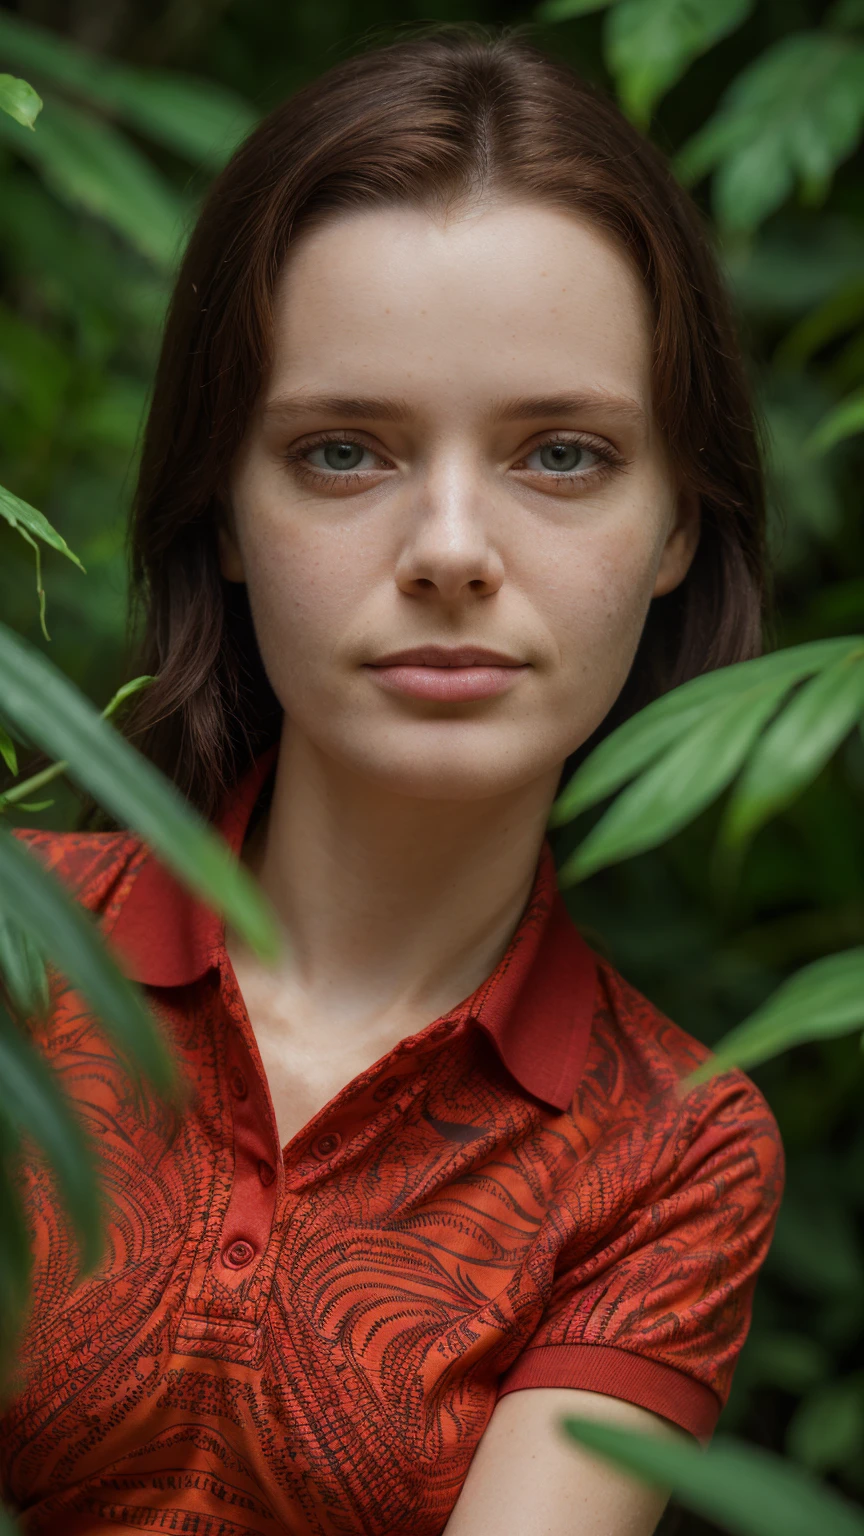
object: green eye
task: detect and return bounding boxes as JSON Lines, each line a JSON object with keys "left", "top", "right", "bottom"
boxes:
{"left": 535, "top": 443, "right": 588, "bottom": 473}
{"left": 310, "top": 441, "right": 367, "bottom": 471}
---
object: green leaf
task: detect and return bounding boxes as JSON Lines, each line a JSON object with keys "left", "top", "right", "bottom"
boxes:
{"left": 684, "top": 948, "right": 864, "bottom": 1085}
{"left": 101, "top": 675, "right": 153, "bottom": 721}
{"left": 0, "top": 96, "right": 186, "bottom": 269}
{"left": 827, "top": 0, "right": 864, "bottom": 29}
{"left": 536, "top": 0, "right": 613, "bottom": 19}
{"left": 0, "top": 72, "right": 41, "bottom": 129}
{"left": 559, "top": 683, "right": 788, "bottom": 883}
{"left": 0, "top": 11, "right": 256, "bottom": 167}
{"left": 0, "top": 725, "right": 17, "bottom": 776}
{"left": 0, "top": 827, "right": 175, "bottom": 1091}
{"left": 675, "top": 34, "right": 864, "bottom": 231}
{"left": 607, "top": 0, "right": 753, "bottom": 126}
{"left": 0, "top": 624, "right": 280, "bottom": 963}
{"left": 0, "top": 481, "right": 85, "bottom": 638}
{"left": 787, "top": 1377, "right": 864, "bottom": 1472}
{"left": 775, "top": 276, "right": 864, "bottom": 368}
{"left": 807, "top": 386, "right": 864, "bottom": 453}
{"left": 0, "top": 676, "right": 152, "bottom": 813}
{"left": 0, "top": 913, "right": 49, "bottom": 1016}
{"left": 550, "top": 638, "right": 859, "bottom": 828}
{"left": 560, "top": 1419, "right": 864, "bottom": 1536}
{"left": 723, "top": 649, "right": 864, "bottom": 849}
{"left": 0, "top": 1003, "right": 101, "bottom": 1269}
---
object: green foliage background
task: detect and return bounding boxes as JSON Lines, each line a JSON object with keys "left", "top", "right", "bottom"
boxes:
{"left": 2, "top": 0, "right": 864, "bottom": 1529}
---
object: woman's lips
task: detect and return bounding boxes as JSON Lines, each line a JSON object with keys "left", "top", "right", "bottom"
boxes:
{"left": 365, "top": 663, "right": 528, "bottom": 701}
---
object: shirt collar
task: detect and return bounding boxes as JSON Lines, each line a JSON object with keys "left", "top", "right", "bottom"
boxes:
{"left": 109, "top": 749, "right": 596, "bottom": 1112}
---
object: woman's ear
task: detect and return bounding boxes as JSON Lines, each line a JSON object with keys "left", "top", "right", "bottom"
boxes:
{"left": 216, "top": 498, "right": 246, "bottom": 583}
{"left": 653, "top": 487, "right": 701, "bottom": 598}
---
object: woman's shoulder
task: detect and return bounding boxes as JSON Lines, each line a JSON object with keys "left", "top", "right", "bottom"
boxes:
{"left": 586, "top": 950, "right": 784, "bottom": 1179}
{"left": 12, "top": 825, "right": 144, "bottom": 916}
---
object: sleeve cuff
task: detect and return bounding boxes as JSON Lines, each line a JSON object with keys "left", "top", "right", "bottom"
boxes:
{"left": 497, "top": 1343, "right": 721, "bottom": 1440}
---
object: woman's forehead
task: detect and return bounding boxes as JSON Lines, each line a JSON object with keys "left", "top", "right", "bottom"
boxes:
{"left": 265, "top": 201, "right": 655, "bottom": 420}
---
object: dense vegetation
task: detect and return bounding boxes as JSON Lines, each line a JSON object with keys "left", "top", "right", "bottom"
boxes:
{"left": 2, "top": 0, "right": 864, "bottom": 1531}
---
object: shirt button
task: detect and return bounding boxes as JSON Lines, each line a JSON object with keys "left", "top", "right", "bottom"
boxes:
{"left": 258, "top": 1159, "right": 276, "bottom": 1187}
{"left": 372, "top": 1075, "right": 401, "bottom": 1102}
{"left": 222, "top": 1239, "right": 256, "bottom": 1269}
{"left": 312, "top": 1131, "right": 342, "bottom": 1159}
{"left": 229, "top": 1068, "right": 248, "bottom": 1100}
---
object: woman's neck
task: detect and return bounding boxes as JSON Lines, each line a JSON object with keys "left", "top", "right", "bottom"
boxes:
{"left": 236, "top": 723, "right": 561, "bottom": 1040}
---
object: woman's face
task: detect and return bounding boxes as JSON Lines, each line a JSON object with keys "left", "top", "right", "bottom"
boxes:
{"left": 223, "top": 200, "right": 698, "bottom": 802}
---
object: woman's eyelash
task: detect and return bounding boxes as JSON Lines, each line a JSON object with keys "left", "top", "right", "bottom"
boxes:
{"left": 283, "top": 431, "right": 627, "bottom": 486}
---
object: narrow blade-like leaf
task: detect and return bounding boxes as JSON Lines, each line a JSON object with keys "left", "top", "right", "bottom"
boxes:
{"left": 0, "top": 828, "right": 175, "bottom": 1090}
{"left": 807, "top": 386, "right": 864, "bottom": 454}
{"left": 0, "top": 624, "right": 280, "bottom": 961}
{"left": 550, "top": 638, "right": 859, "bottom": 828}
{"left": 0, "top": 913, "right": 48, "bottom": 1016}
{"left": 0, "top": 482, "right": 84, "bottom": 571}
{"left": 559, "top": 683, "right": 797, "bottom": 883}
{"left": 0, "top": 724, "right": 17, "bottom": 776}
{"left": 684, "top": 948, "right": 864, "bottom": 1086}
{"left": 0, "top": 1004, "right": 101, "bottom": 1268}
{"left": 560, "top": 1418, "right": 864, "bottom": 1536}
{"left": 0, "top": 97, "right": 186, "bottom": 269}
{"left": 0, "top": 11, "right": 255, "bottom": 167}
{"left": 723, "top": 649, "right": 864, "bottom": 848}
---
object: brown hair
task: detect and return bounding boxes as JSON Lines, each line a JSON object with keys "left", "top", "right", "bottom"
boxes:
{"left": 125, "top": 23, "right": 767, "bottom": 818}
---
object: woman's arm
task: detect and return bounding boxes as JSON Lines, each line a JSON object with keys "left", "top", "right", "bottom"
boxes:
{"left": 442, "top": 1387, "right": 686, "bottom": 1536}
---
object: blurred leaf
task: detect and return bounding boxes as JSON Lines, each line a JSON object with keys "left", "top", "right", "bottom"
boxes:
{"left": 807, "top": 386, "right": 864, "bottom": 452}
{"left": 0, "top": 1002, "right": 101, "bottom": 1269}
{"left": 685, "top": 948, "right": 864, "bottom": 1085}
{"left": 0, "top": 827, "right": 174, "bottom": 1091}
{"left": 558, "top": 683, "right": 803, "bottom": 883}
{"left": 760, "top": 376, "right": 845, "bottom": 568}
{"left": 0, "top": 624, "right": 280, "bottom": 961}
{"left": 723, "top": 649, "right": 864, "bottom": 850}
{"left": 0, "top": 11, "right": 256, "bottom": 168}
{"left": 0, "top": 726, "right": 16, "bottom": 776}
{"left": 1, "top": 675, "right": 152, "bottom": 811}
{"left": 560, "top": 1418, "right": 864, "bottom": 1536}
{"left": 607, "top": 0, "right": 753, "bottom": 126}
{"left": 0, "top": 96, "right": 186, "bottom": 269}
{"left": 0, "top": 914, "right": 48, "bottom": 1016}
{"left": 746, "top": 1331, "right": 832, "bottom": 1394}
{"left": 787, "top": 1377, "right": 864, "bottom": 1472}
{"left": 536, "top": 0, "right": 613, "bottom": 18}
{"left": 775, "top": 276, "right": 864, "bottom": 367}
{"left": 0, "top": 72, "right": 41, "bottom": 129}
{"left": 828, "top": 0, "right": 864, "bottom": 28}
{"left": 676, "top": 34, "right": 864, "bottom": 231}
{"left": 551, "top": 638, "right": 859, "bottom": 828}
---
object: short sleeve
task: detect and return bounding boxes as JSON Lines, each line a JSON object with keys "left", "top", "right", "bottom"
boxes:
{"left": 497, "top": 1069, "right": 784, "bottom": 1439}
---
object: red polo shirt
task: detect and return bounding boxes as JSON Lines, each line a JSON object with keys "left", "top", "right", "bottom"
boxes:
{"left": 2, "top": 751, "right": 783, "bottom": 1536}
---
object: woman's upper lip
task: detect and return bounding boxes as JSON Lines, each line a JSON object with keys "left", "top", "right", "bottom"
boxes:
{"left": 367, "top": 645, "right": 526, "bottom": 667}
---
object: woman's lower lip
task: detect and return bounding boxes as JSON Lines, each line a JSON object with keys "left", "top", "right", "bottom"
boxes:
{"left": 365, "top": 665, "right": 528, "bottom": 701}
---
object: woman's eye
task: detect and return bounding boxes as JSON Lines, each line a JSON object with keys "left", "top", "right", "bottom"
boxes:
{"left": 306, "top": 441, "right": 377, "bottom": 472}
{"left": 524, "top": 441, "right": 599, "bottom": 475}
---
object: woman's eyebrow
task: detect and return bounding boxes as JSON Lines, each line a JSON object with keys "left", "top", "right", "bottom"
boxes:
{"left": 263, "top": 393, "right": 412, "bottom": 422}
{"left": 491, "top": 392, "right": 647, "bottom": 427}
{"left": 262, "top": 389, "right": 646, "bottom": 427}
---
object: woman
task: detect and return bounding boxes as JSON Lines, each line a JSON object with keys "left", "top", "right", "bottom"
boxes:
{"left": 3, "top": 26, "right": 783, "bottom": 1536}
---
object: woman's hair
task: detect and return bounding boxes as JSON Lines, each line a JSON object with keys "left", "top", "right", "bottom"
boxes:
{"left": 125, "top": 24, "right": 768, "bottom": 818}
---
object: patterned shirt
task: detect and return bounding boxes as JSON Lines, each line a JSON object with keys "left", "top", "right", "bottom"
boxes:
{"left": 2, "top": 750, "right": 784, "bottom": 1536}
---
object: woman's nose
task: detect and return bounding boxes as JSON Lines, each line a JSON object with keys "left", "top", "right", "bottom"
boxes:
{"left": 393, "top": 470, "right": 505, "bottom": 602}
